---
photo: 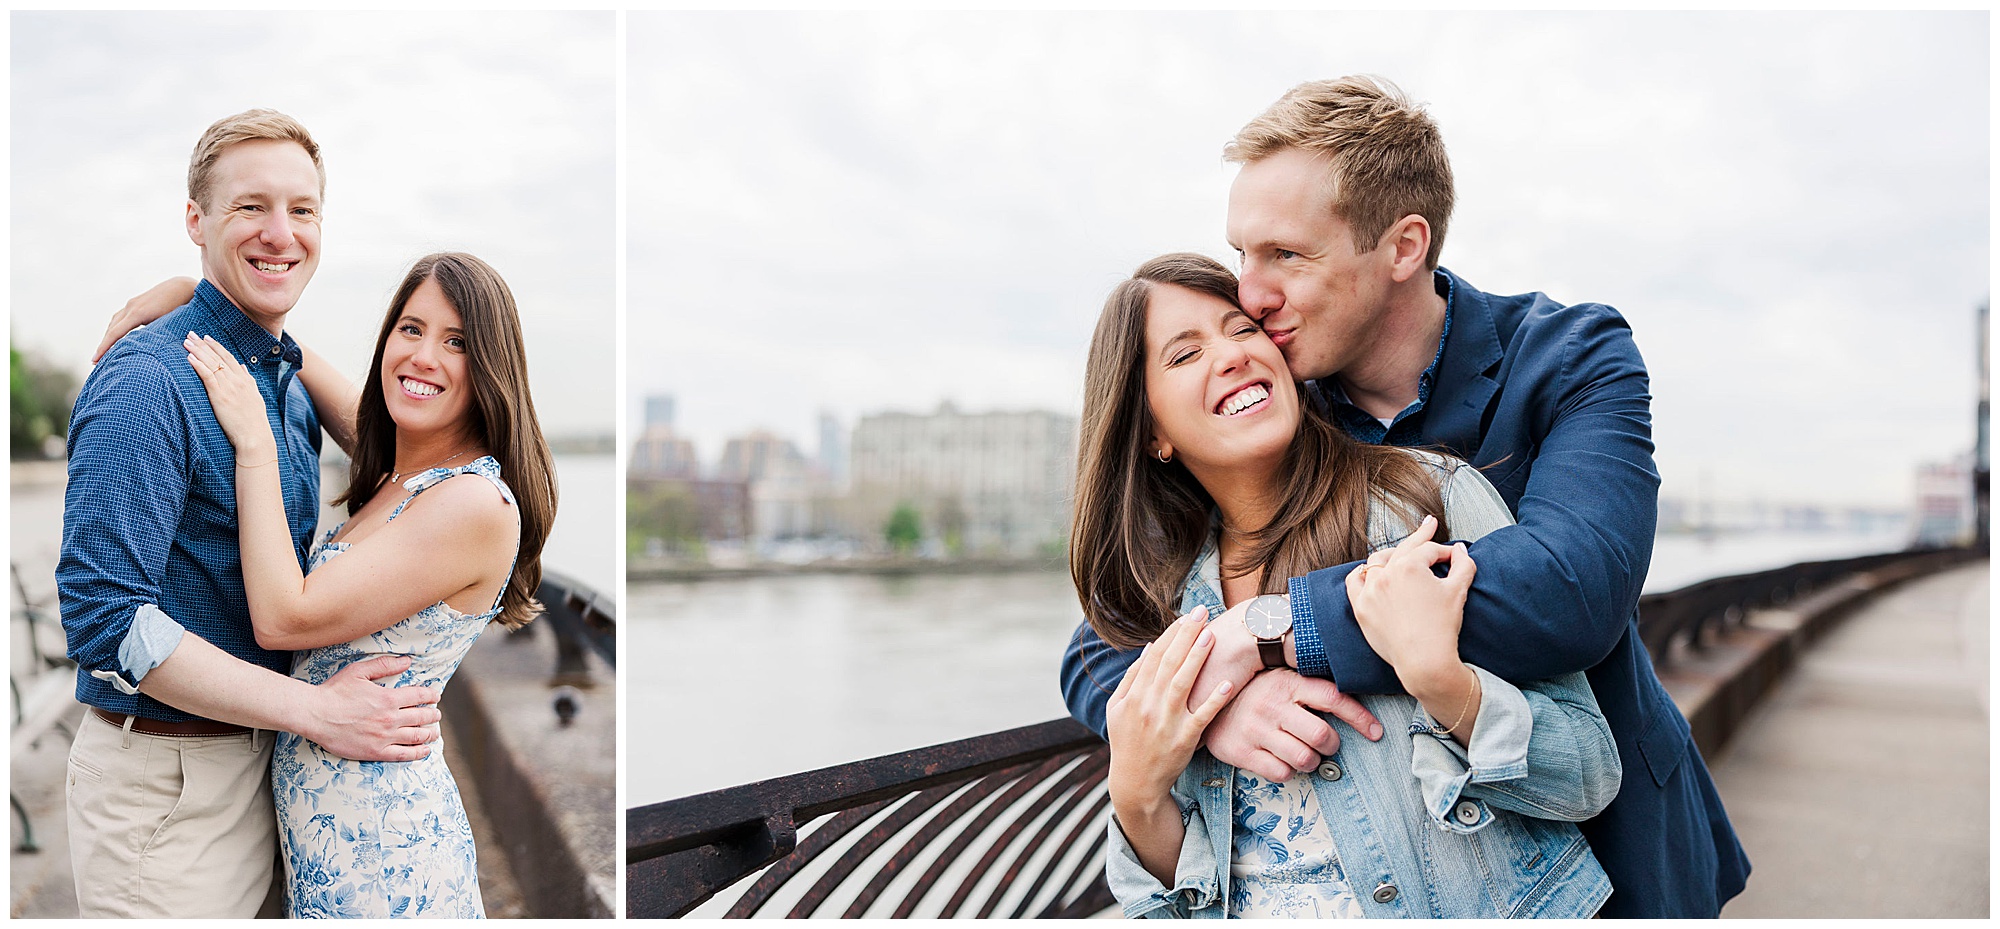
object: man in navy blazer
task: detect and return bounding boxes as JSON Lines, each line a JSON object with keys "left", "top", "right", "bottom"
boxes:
{"left": 1060, "top": 76, "right": 1749, "bottom": 917}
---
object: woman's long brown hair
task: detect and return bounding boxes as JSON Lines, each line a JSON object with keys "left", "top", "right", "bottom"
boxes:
{"left": 335, "top": 252, "right": 558, "bottom": 630}
{"left": 1070, "top": 253, "right": 1446, "bottom": 650}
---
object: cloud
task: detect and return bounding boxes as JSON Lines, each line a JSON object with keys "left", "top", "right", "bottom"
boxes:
{"left": 628, "top": 11, "right": 1986, "bottom": 508}
{"left": 11, "top": 11, "right": 615, "bottom": 437}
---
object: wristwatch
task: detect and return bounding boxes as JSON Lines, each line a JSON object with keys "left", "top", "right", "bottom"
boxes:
{"left": 1243, "top": 593, "right": 1291, "bottom": 670}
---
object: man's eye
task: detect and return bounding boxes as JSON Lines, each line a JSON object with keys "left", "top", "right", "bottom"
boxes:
{"left": 1275, "top": 249, "right": 1298, "bottom": 260}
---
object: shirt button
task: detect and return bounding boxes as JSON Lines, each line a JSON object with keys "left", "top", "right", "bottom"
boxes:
{"left": 269, "top": 346, "right": 281, "bottom": 355}
{"left": 1372, "top": 882, "right": 1398, "bottom": 904}
{"left": 1316, "top": 761, "right": 1343, "bottom": 781}
{"left": 1453, "top": 800, "right": 1481, "bottom": 826}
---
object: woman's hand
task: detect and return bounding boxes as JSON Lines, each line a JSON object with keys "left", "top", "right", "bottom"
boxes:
{"left": 1346, "top": 515, "right": 1476, "bottom": 694}
{"left": 1107, "top": 607, "right": 1236, "bottom": 807}
{"left": 184, "top": 334, "right": 278, "bottom": 462}
{"left": 1106, "top": 607, "right": 1236, "bottom": 886}
{"left": 94, "top": 277, "right": 198, "bottom": 363}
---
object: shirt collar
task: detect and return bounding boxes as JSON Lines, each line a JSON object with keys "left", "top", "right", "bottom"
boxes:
{"left": 1419, "top": 268, "right": 1455, "bottom": 397}
{"left": 1317, "top": 269, "right": 1454, "bottom": 435}
{"left": 188, "top": 279, "right": 304, "bottom": 370}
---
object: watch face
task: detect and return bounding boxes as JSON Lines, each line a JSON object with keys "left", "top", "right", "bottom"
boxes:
{"left": 1244, "top": 594, "right": 1290, "bottom": 639}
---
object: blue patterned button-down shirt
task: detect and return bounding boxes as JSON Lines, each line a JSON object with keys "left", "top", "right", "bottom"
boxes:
{"left": 58, "top": 280, "right": 321, "bottom": 722}
{"left": 1290, "top": 270, "right": 1453, "bottom": 679}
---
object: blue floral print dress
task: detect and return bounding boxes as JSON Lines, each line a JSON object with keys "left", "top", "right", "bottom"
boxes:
{"left": 273, "top": 457, "right": 516, "bottom": 919}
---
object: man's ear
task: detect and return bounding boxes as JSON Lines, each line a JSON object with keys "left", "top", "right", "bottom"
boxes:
{"left": 185, "top": 199, "right": 206, "bottom": 247}
{"left": 1381, "top": 214, "right": 1431, "bottom": 284}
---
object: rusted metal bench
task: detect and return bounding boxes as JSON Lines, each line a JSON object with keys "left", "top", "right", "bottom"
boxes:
{"left": 627, "top": 545, "right": 1981, "bottom": 918}
{"left": 627, "top": 718, "right": 1114, "bottom": 918}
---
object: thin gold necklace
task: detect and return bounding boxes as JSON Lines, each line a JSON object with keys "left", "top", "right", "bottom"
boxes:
{"left": 391, "top": 448, "right": 473, "bottom": 484}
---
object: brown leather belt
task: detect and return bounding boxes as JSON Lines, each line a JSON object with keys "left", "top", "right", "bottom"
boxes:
{"left": 93, "top": 707, "right": 250, "bottom": 737}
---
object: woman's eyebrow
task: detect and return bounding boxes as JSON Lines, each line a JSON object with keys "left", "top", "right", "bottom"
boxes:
{"left": 1158, "top": 328, "right": 1202, "bottom": 361}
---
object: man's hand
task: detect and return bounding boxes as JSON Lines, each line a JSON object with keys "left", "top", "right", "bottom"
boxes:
{"left": 1203, "top": 669, "right": 1382, "bottom": 782}
{"left": 302, "top": 655, "right": 442, "bottom": 762}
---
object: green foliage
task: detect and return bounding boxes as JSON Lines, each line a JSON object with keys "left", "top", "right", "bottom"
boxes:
{"left": 11, "top": 345, "right": 78, "bottom": 460}
{"left": 885, "top": 502, "right": 923, "bottom": 554}
{"left": 627, "top": 480, "right": 705, "bottom": 558}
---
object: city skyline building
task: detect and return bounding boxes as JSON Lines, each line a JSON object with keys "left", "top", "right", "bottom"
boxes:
{"left": 849, "top": 401, "right": 1077, "bottom": 558}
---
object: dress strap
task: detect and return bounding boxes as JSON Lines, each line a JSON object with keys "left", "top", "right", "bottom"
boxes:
{"left": 383, "top": 456, "right": 522, "bottom": 617}
{"left": 386, "top": 456, "right": 515, "bottom": 522}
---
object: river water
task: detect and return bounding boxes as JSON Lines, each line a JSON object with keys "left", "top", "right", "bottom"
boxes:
{"left": 627, "top": 525, "right": 1915, "bottom": 805}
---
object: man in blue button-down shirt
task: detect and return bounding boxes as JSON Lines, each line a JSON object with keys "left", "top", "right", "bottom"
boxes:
{"left": 57, "top": 110, "right": 442, "bottom": 918}
{"left": 1061, "top": 77, "right": 1749, "bottom": 916}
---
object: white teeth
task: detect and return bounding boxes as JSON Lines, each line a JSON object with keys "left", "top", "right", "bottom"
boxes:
{"left": 254, "top": 260, "right": 293, "bottom": 273}
{"left": 402, "top": 378, "right": 441, "bottom": 397}
{"left": 1220, "top": 384, "right": 1269, "bottom": 416}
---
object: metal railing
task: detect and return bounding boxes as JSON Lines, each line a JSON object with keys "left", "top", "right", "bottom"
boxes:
{"left": 1632, "top": 546, "right": 1979, "bottom": 665}
{"left": 626, "top": 544, "right": 1981, "bottom": 918}
{"left": 530, "top": 568, "right": 616, "bottom": 684}
{"left": 10, "top": 564, "right": 77, "bottom": 854}
{"left": 627, "top": 718, "right": 1112, "bottom": 918}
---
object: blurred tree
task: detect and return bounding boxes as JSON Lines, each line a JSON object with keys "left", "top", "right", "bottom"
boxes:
{"left": 885, "top": 502, "right": 922, "bottom": 554}
{"left": 11, "top": 345, "right": 78, "bottom": 460}
{"left": 627, "top": 480, "right": 705, "bottom": 558}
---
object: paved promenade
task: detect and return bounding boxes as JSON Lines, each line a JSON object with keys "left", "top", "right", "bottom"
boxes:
{"left": 1712, "top": 561, "right": 1988, "bottom": 918}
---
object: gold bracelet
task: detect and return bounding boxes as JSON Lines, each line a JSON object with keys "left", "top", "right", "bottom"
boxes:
{"left": 1436, "top": 664, "right": 1479, "bottom": 735}
{"left": 236, "top": 456, "right": 278, "bottom": 468}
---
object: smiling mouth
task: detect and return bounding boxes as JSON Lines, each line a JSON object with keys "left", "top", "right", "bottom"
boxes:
{"left": 251, "top": 260, "right": 296, "bottom": 273}
{"left": 1216, "top": 382, "right": 1271, "bottom": 417}
{"left": 400, "top": 377, "right": 442, "bottom": 398}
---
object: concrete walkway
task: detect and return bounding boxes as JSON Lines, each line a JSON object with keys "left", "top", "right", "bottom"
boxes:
{"left": 1712, "top": 561, "right": 1988, "bottom": 918}
{"left": 6, "top": 703, "right": 526, "bottom": 918}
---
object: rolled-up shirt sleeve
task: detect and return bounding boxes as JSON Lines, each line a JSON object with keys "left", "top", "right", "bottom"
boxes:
{"left": 57, "top": 353, "right": 195, "bottom": 687}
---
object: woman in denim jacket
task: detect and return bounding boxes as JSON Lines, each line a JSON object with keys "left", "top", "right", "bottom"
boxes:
{"left": 1070, "top": 255, "right": 1621, "bottom": 918}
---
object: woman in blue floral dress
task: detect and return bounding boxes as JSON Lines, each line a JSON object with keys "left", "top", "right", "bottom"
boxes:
{"left": 180, "top": 252, "right": 557, "bottom": 918}
{"left": 1070, "top": 255, "right": 1620, "bottom": 918}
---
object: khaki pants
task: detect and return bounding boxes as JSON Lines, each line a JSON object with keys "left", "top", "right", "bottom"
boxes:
{"left": 65, "top": 709, "right": 278, "bottom": 918}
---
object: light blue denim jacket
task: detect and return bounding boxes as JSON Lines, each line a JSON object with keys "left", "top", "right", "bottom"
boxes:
{"left": 1105, "top": 452, "right": 1622, "bottom": 918}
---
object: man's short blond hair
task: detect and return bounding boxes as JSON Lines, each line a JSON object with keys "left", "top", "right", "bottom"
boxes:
{"left": 1225, "top": 76, "right": 1454, "bottom": 270}
{"left": 187, "top": 109, "right": 324, "bottom": 210}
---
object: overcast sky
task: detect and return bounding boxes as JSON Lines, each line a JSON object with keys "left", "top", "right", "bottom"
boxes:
{"left": 628, "top": 11, "right": 1987, "bottom": 510}
{"left": 11, "top": 11, "right": 615, "bottom": 439}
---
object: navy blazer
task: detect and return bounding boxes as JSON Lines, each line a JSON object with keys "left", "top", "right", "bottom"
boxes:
{"left": 1061, "top": 268, "right": 1750, "bottom": 917}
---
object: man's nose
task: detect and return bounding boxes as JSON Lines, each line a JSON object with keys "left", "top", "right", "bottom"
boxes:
{"left": 1238, "top": 269, "right": 1279, "bottom": 322}
{"left": 257, "top": 212, "right": 296, "bottom": 250}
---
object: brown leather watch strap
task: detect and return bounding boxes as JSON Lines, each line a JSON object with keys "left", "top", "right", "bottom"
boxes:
{"left": 1257, "top": 637, "right": 1286, "bottom": 670}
